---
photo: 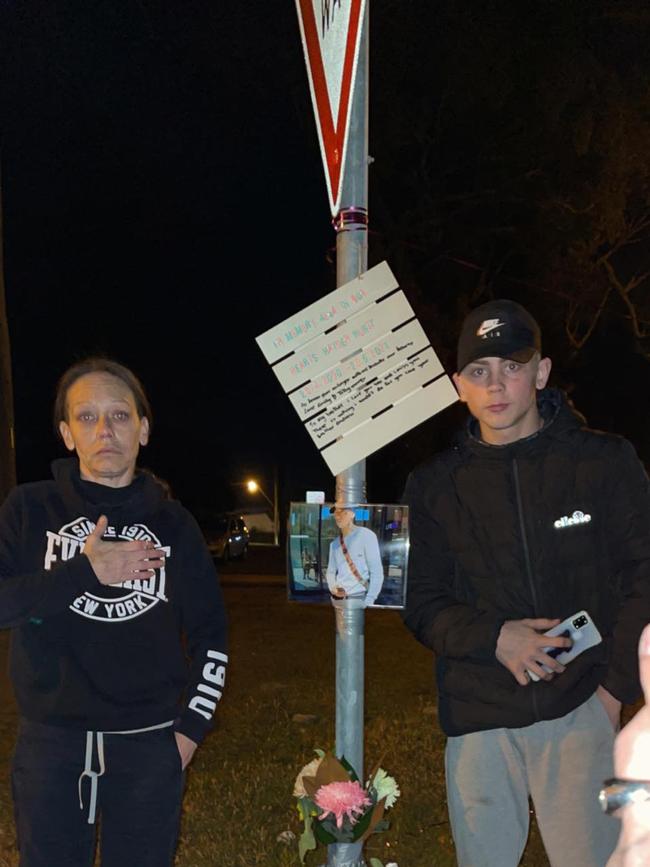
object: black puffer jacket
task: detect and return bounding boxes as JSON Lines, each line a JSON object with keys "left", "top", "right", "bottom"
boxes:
{"left": 403, "top": 389, "right": 650, "bottom": 736}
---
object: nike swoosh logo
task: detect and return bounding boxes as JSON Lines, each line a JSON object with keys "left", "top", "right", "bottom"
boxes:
{"left": 476, "top": 319, "right": 505, "bottom": 337}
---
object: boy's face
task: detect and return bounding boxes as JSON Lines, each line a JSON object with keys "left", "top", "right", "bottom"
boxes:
{"left": 453, "top": 354, "right": 551, "bottom": 445}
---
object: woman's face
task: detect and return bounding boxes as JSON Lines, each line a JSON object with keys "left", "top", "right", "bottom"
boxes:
{"left": 58, "top": 372, "right": 149, "bottom": 488}
{"left": 333, "top": 508, "right": 355, "bottom": 533}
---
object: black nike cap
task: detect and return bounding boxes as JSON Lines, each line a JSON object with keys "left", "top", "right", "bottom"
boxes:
{"left": 456, "top": 299, "right": 541, "bottom": 372}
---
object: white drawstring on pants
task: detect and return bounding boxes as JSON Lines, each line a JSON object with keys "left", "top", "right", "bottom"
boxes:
{"left": 78, "top": 720, "right": 174, "bottom": 824}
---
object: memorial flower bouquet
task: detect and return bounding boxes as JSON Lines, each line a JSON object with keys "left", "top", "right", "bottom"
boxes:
{"left": 293, "top": 750, "right": 400, "bottom": 863}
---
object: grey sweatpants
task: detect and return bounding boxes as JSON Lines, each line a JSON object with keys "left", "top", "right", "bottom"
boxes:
{"left": 444, "top": 693, "right": 620, "bottom": 867}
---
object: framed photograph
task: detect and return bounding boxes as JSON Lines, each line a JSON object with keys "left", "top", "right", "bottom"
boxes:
{"left": 287, "top": 503, "right": 408, "bottom": 609}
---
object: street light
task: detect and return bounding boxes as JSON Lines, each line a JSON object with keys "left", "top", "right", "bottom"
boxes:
{"left": 246, "top": 478, "right": 278, "bottom": 546}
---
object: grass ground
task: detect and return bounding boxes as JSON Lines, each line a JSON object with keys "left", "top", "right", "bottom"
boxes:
{"left": 0, "top": 569, "right": 630, "bottom": 866}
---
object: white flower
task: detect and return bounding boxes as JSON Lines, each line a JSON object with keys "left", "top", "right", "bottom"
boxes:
{"left": 276, "top": 830, "right": 296, "bottom": 844}
{"left": 371, "top": 768, "right": 401, "bottom": 808}
{"left": 293, "top": 756, "right": 323, "bottom": 798}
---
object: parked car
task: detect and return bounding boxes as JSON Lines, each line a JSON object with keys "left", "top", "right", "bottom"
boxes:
{"left": 206, "top": 515, "right": 249, "bottom": 561}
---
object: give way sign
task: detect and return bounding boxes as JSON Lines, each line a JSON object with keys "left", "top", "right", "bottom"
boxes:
{"left": 295, "top": 0, "right": 367, "bottom": 217}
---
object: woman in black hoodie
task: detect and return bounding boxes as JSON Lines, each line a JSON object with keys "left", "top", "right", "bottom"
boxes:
{"left": 0, "top": 358, "right": 228, "bottom": 867}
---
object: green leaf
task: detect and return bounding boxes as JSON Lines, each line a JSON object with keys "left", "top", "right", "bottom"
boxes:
{"left": 298, "top": 796, "right": 316, "bottom": 822}
{"left": 318, "top": 817, "right": 338, "bottom": 835}
{"left": 369, "top": 859, "right": 384, "bottom": 867}
{"left": 349, "top": 804, "right": 374, "bottom": 840}
{"left": 298, "top": 813, "right": 316, "bottom": 864}
{"left": 315, "top": 815, "right": 356, "bottom": 842}
{"left": 313, "top": 820, "right": 337, "bottom": 845}
{"left": 337, "top": 826, "right": 356, "bottom": 844}
{"left": 358, "top": 798, "right": 387, "bottom": 843}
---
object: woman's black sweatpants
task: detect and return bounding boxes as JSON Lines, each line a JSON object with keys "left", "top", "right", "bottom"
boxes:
{"left": 11, "top": 718, "right": 185, "bottom": 867}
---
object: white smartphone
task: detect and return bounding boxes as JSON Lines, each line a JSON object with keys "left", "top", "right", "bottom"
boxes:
{"left": 527, "top": 610, "right": 602, "bottom": 682}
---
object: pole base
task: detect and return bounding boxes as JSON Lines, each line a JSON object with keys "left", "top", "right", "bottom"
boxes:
{"left": 325, "top": 841, "right": 367, "bottom": 866}
{"left": 321, "top": 861, "right": 367, "bottom": 867}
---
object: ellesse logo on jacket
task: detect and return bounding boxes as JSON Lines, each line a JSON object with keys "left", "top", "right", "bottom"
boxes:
{"left": 553, "top": 510, "right": 592, "bottom": 529}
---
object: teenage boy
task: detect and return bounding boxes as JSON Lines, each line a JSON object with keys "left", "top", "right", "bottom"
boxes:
{"left": 403, "top": 299, "right": 650, "bottom": 866}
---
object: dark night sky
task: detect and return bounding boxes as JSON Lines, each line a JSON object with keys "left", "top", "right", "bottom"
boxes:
{"left": 1, "top": 2, "right": 649, "bottom": 516}
{"left": 1, "top": 3, "right": 340, "bottom": 511}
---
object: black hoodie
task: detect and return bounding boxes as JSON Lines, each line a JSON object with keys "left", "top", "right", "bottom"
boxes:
{"left": 403, "top": 389, "right": 650, "bottom": 736}
{"left": 0, "top": 458, "right": 228, "bottom": 744}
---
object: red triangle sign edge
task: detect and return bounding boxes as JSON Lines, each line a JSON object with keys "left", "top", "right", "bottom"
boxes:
{"left": 296, "top": 0, "right": 366, "bottom": 216}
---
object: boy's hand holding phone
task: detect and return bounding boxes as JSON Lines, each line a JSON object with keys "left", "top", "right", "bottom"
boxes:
{"left": 496, "top": 618, "right": 573, "bottom": 685}
{"left": 497, "top": 610, "right": 602, "bottom": 686}
{"left": 526, "top": 610, "right": 602, "bottom": 683}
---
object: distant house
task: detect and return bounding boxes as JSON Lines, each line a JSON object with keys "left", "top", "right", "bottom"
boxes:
{"left": 238, "top": 507, "right": 274, "bottom": 541}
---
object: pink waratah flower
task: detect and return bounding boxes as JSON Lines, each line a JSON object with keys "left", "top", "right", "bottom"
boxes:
{"left": 314, "top": 780, "right": 372, "bottom": 830}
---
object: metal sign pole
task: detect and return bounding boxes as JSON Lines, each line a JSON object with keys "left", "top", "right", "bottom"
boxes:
{"left": 329, "top": 4, "right": 369, "bottom": 866}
